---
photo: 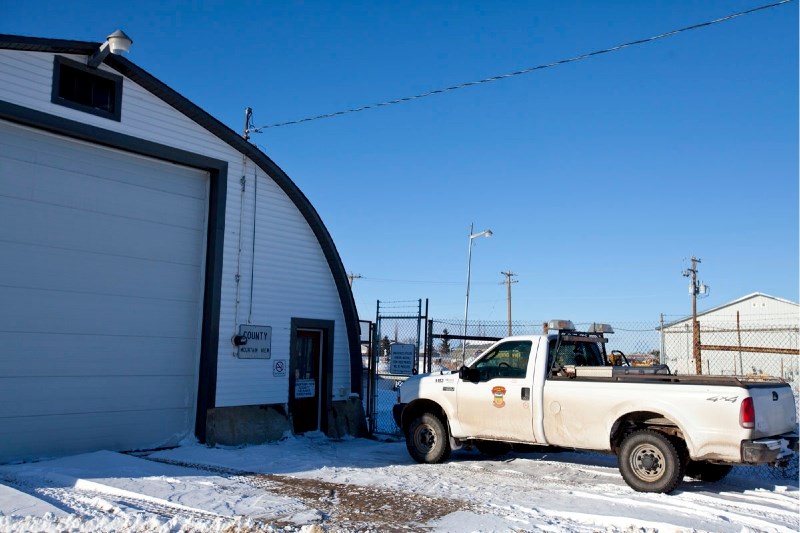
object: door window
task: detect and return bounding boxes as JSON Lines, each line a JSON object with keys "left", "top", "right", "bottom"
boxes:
{"left": 295, "top": 335, "right": 316, "bottom": 380}
{"left": 473, "top": 341, "right": 532, "bottom": 381}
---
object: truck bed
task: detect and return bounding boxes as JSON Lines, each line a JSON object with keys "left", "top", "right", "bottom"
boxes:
{"left": 552, "top": 366, "right": 789, "bottom": 388}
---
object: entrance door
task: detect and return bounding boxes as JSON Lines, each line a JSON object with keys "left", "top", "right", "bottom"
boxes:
{"left": 290, "top": 329, "right": 322, "bottom": 433}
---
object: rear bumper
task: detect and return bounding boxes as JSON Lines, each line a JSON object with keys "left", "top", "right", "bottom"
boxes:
{"left": 741, "top": 432, "right": 798, "bottom": 464}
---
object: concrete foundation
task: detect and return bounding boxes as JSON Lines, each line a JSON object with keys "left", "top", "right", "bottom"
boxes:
{"left": 205, "top": 398, "right": 367, "bottom": 446}
{"left": 327, "top": 397, "right": 369, "bottom": 439}
{"left": 205, "top": 405, "right": 291, "bottom": 446}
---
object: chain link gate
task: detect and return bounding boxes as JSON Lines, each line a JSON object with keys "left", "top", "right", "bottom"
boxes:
{"left": 367, "top": 299, "right": 427, "bottom": 436}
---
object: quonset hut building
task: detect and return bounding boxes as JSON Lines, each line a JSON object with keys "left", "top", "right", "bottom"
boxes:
{"left": 0, "top": 32, "right": 365, "bottom": 463}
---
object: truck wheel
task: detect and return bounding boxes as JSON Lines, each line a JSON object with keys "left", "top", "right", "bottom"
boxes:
{"left": 685, "top": 461, "right": 733, "bottom": 482}
{"left": 406, "top": 413, "right": 451, "bottom": 464}
{"left": 618, "top": 429, "right": 684, "bottom": 493}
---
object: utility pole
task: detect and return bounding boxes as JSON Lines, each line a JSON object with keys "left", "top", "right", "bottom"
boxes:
{"left": 347, "top": 272, "right": 362, "bottom": 288}
{"left": 682, "top": 257, "right": 702, "bottom": 375}
{"left": 500, "top": 270, "right": 518, "bottom": 336}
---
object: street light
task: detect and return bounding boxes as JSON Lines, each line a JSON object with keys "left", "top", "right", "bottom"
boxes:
{"left": 462, "top": 223, "right": 493, "bottom": 363}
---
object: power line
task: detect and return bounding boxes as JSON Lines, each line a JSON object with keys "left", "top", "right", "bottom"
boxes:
{"left": 357, "top": 276, "right": 497, "bottom": 285}
{"left": 248, "top": 0, "right": 791, "bottom": 132}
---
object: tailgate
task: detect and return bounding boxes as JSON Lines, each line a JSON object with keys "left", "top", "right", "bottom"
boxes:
{"left": 749, "top": 383, "right": 798, "bottom": 437}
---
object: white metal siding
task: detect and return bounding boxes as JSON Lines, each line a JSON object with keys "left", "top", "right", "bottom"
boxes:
{"left": 0, "top": 120, "right": 209, "bottom": 462}
{"left": 214, "top": 166, "right": 350, "bottom": 406}
{"left": 0, "top": 49, "right": 354, "bottom": 412}
{"left": 663, "top": 295, "right": 799, "bottom": 378}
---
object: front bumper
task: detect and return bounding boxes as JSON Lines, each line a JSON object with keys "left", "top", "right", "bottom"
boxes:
{"left": 741, "top": 432, "right": 798, "bottom": 464}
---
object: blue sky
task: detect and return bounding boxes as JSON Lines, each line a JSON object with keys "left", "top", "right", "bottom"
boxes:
{"left": 3, "top": 1, "right": 797, "bottom": 324}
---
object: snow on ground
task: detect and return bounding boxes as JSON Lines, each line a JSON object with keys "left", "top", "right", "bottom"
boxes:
{"left": 0, "top": 434, "right": 797, "bottom": 532}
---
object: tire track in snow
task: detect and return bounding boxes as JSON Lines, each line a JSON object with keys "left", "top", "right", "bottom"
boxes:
{"left": 1, "top": 473, "right": 225, "bottom": 523}
{"left": 0, "top": 473, "right": 139, "bottom": 520}
{"left": 568, "top": 489, "right": 798, "bottom": 533}
{"left": 674, "top": 489, "right": 799, "bottom": 531}
{"left": 141, "top": 451, "right": 796, "bottom": 533}
{"left": 733, "top": 485, "right": 800, "bottom": 509}
{"left": 436, "top": 456, "right": 797, "bottom": 533}
{"left": 146, "top": 457, "right": 473, "bottom": 532}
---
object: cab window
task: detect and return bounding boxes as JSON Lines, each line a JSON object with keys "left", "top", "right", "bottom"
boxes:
{"left": 548, "top": 339, "right": 604, "bottom": 372}
{"left": 473, "top": 341, "right": 532, "bottom": 381}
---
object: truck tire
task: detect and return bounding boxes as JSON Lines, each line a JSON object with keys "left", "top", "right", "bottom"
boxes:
{"left": 685, "top": 461, "right": 733, "bottom": 482}
{"left": 406, "top": 413, "right": 451, "bottom": 464}
{"left": 618, "top": 429, "right": 684, "bottom": 493}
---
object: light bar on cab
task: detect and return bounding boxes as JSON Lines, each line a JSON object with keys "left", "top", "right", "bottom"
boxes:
{"left": 548, "top": 319, "right": 575, "bottom": 331}
{"left": 589, "top": 323, "right": 615, "bottom": 334}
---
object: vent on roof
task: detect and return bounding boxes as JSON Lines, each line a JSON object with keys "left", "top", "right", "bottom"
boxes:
{"left": 51, "top": 56, "right": 122, "bottom": 121}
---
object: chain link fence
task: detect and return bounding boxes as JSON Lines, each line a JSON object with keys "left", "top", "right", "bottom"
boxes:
{"left": 428, "top": 319, "right": 661, "bottom": 370}
{"left": 662, "top": 320, "right": 799, "bottom": 384}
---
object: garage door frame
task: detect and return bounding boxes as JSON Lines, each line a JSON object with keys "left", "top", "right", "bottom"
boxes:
{"left": 0, "top": 100, "right": 227, "bottom": 443}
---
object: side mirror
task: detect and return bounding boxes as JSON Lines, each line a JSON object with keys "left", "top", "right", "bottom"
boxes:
{"left": 459, "top": 365, "right": 479, "bottom": 382}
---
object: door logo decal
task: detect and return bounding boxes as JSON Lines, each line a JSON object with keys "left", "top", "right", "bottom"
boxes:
{"left": 491, "top": 386, "right": 507, "bottom": 408}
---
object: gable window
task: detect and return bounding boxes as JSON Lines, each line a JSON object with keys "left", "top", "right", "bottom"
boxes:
{"left": 51, "top": 56, "right": 122, "bottom": 121}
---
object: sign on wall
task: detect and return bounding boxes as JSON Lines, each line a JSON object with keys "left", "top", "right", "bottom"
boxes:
{"left": 389, "top": 343, "right": 416, "bottom": 375}
{"left": 236, "top": 325, "right": 272, "bottom": 359}
{"left": 295, "top": 379, "right": 315, "bottom": 398}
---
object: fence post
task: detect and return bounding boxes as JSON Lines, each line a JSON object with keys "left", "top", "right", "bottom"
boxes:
{"left": 694, "top": 318, "right": 702, "bottom": 375}
{"left": 426, "top": 318, "right": 433, "bottom": 374}
{"left": 659, "top": 313, "right": 665, "bottom": 365}
{"left": 369, "top": 300, "right": 381, "bottom": 435}
{"left": 685, "top": 323, "right": 691, "bottom": 374}
{"left": 736, "top": 311, "right": 743, "bottom": 376}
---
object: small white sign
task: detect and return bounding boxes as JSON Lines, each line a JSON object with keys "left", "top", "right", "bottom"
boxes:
{"left": 389, "top": 343, "right": 416, "bottom": 375}
{"left": 237, "top": 325, "right": 272, "bottom": 359}
{"left": 295, "top": 379, "right": 316, "bottom": 399}
{"left": 273, "top": 360, "right": 286, "bottom": 377}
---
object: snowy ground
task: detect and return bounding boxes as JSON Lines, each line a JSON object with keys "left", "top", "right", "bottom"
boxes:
{"left": 0, "top": 434, "right": 797, "bottom": 532}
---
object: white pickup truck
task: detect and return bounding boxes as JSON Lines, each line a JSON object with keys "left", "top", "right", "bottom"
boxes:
{"left": 393, "top": 320, "right": 798, "bottom": 493}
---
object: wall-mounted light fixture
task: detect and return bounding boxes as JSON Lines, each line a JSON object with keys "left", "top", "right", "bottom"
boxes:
{"left": 87, "top": 29, "right": 133, "bottom": 69}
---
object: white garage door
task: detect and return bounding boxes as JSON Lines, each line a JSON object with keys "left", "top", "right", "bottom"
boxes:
{"left": 0, "top": 120, "right": 208, "bottom": 463}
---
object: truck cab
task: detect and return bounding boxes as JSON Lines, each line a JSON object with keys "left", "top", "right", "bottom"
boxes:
{"left": 395, "top": 320, "right": 622, "bottom": 449}
{"left": 438, "top": 321, "right": 644, "bottom": 444}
